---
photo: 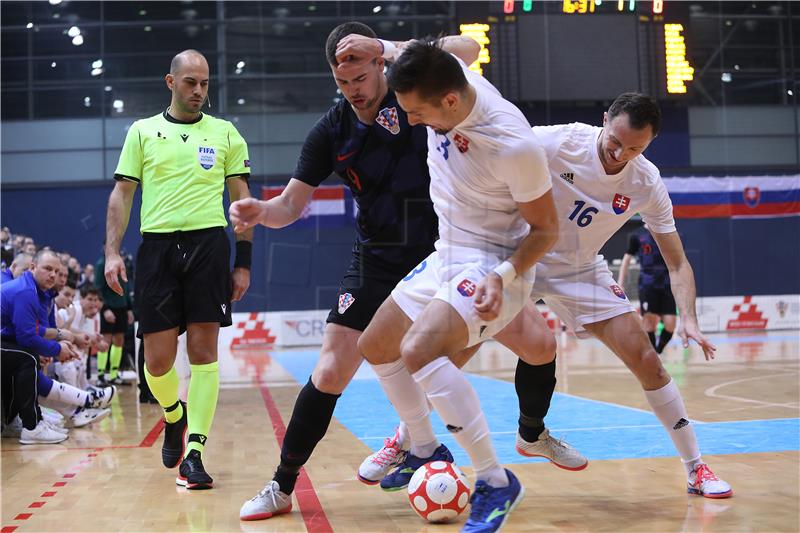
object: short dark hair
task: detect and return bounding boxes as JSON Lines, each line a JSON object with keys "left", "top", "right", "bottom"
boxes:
{"left": 80, "top": 285, "right": 100, "bottom": 299}
{"left": 64, "top": 280, "right": 77, "bottom": 290}
{"left": 387, "top": 40, "right": 468, "bottom": 102}
{"left": 607, "top": 92, "right": 662, "bottom": 136}
{"left": 325, "top": 22, "right": 377, "bottom": 66}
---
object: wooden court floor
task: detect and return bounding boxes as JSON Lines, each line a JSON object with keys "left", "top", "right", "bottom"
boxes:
{"left": 2, "top": 329, "right": 798, "bottom": 532}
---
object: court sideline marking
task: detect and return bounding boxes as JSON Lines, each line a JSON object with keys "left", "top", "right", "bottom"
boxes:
{"left": 257, "top": 380, "right": 333, "bottom": 533}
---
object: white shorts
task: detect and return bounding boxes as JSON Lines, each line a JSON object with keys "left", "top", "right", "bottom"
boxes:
{"left": 532, "top": 257, "right": 636, "bottom": 338}
{"left": 392, "top": 246, "right": 534, "bottom": 348}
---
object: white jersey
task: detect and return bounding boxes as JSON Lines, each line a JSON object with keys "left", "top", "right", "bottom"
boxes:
{"left": 57, "top": 303, "right": 100, "bottom": 355}
{"left": 532, "top": 122, "right": 676, "bottom": 266}
{"left": 427, "top": 56, "right": 551, "bottom": 262}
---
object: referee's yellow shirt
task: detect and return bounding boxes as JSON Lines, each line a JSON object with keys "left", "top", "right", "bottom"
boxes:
{"left": 114, "top": 111, "right": 251, "bottom": 233}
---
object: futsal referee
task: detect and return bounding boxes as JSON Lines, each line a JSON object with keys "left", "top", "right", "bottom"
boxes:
{"left": 104, "top": 49, "right": 253, "bottom": 490}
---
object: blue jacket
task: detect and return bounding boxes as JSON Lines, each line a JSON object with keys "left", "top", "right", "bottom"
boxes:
{"left": 0, "top": 271, "right": 60, "bottom": 357}
{"left": 0, "top": 269, "right": 13, "bottom": 284}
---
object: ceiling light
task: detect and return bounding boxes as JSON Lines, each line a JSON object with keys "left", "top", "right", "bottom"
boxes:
{"left": 26, "top": 22, "right": 33, "bottom": 29}
{"left": 105, "top": 85, "right": 112, "bottom": 92}
{"left": 236, "top": 61, "right": 245, "bottom": 69}
{"left": 373, "top": 5, "right": 382, "bottom": 13}
{"left": 91, "top": 67, "right": 104, "bottom": 76}
{"left": 237, "top": 98, "right": 245, "bottom": 105}
{"left": 721, "top": 72, "right": 732, "bottom": 83}
{"left": 84, "top": 97, "right": 91, "bottom": 107}
{"left": 72, "top": 35, "right": 84, "bottom": 46}
{"left": 67, "top": 26, "right": 80, "bottom": 37}
{"left": 48, "top": 0, "right": 62, "bottom": 4}
{"left": 51, "top": 61, "right": 57, "bottom": 68}
{"left": 92, "top": 59, "right": 103, "bottom": 69}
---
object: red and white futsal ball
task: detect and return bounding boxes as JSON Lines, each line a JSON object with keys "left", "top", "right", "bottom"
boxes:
{"left": 407, "top": 461, "right": 471, "bottom": 523}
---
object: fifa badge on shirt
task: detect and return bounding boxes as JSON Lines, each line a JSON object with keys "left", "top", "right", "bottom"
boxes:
{"left": 612, "top": 193, "right": 631, "bottom": 215}
{"left": 338, "top": 292, "right": 356, "bottom": 314}
{"left": 610, "top": 284, "right": 627, "bottom": 300}
{"left": 457, "top": 279, "right": 477, "bottom": 297}
{"left": 244, "top": 159, "right": 251, "bottom": 168}
{"left": 198, "top": 146, "right": 217, "bottom": 170}
{"left": 453, "top": 133, "right": 470, "bottom": 153}
{"left": 376, "top": 107, "right": 400, "bottom": 135}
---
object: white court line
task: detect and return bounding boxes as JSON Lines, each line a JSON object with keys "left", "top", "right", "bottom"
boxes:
{"left": 357, "top": 416, "right": 800, "bottom": 441}
{"left": 704, "top": 372, "right": 800, "bottom": 409}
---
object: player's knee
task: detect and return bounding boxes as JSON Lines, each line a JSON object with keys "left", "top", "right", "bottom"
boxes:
{"left": 312, "top": 362, "right": 347, "bottom": 395}
{"left": 631, "top": 347, "right": 668, "bottom": 383}
{"left": 516, "top": 334, "right": 557, "bottom": 365}
{"left": 357, "top": 330, "right": 392, "bottom": 364}
{"left": 399, "top": 336, "right": 432, "bottom": 373}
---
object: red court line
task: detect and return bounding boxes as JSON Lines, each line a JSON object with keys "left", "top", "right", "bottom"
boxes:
{"left": 28, "top": 503, "right": 44, "bottom": 509}
{"left": 13, "top": 514, "right": 31, "bottom": 521}
{"left": 1, "top": 418, "right": 164, "bottom": 453}
{"left": 139, "top": 418, "right": 165, "bottom": 448}
{"left": 258, "top": 382, "right": 333, "bottom": 533}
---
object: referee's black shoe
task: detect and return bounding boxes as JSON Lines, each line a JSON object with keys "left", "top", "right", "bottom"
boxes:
{"left": 176, "top": 449, "right": 214, "bottom": 490}
{"left": 162, "top": 400, "right": 187, "bottom": 468}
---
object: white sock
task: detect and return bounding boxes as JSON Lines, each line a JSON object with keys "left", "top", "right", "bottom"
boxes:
{"left": 397, "top": 422, "right": 410, "bottom": 450}
{"left": 413, "top": 357, "right": 508, "bottom": 487}
{"left": 644, "top": 379, "right": 701, "bottom": 475}
{"left": 372, "top": 360, "right": 439, "bottom": 458}
{"left": 46, "top": 380, "right": 91, "bottom": 408}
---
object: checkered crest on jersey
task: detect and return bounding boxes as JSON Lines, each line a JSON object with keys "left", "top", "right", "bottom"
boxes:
{"left": 376, "top": 107, "right": 401, "bottom": 135}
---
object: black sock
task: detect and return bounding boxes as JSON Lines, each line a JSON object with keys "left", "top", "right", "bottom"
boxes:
{"left": 656, "top": 329, "right": 674, "bottom": 354}
{"left": 515, "top": 356, "right": 556, "bottom": 442}
{"left": 647, "top": 331, "right": 657, "bottom": 349}
{"left": 273, "top": 377, "right": 341, "bottom": 494}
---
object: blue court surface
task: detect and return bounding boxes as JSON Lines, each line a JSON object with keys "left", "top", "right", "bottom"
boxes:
{"left": 270, "top": 350, "right": 800, "bottom": 466}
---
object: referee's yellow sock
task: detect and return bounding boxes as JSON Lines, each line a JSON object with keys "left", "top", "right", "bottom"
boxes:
{"left": 185, "top": 361, "right": 219, "bottom": 456}
{"left": 109, "top": 344, "right": 123, "bottom": 380}
{"left": 144, "top": 365, "right": 183, "bottom": 423}
{"left": 97, "top": 349, "right": 109, "bottom": 377}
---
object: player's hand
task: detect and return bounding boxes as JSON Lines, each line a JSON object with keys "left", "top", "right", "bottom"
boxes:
{"left": 335, "top": 34, "right": 382, "bottom": 64}
{"left": 104, "top": 252, "right": 128, "bottom": 296}
{"left": 66, "top": 305, "right": 76, "bottom": 322}
{"left": 104, "top": 309, "right": 116, "bottom": 323}
{"left": 127, "top": 310, "right": 134, "bottom": 325}
{"left": 231, "top": 267, "right": 250, "bottom": 302}
{"left": 679, "top": 317, "right": 716, "bottom": 360}
{"left": 72, "top": 332, "right": 91, "bottom": 350}
{"left": 97, "top": 338, "right": 110, "bottom": 353}
{"left": 474, "top": 273, "right": 504, "bottom": 321}
{"left": 229, "top": 198, "right": 266, "bottom": 233}
{"left": 57, "top": 341, "right": 79, "bottom": 362}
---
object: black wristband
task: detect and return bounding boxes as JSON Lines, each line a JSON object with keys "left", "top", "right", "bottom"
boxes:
{"left": 234, "top": 240, "right": 252, "bottom": 269}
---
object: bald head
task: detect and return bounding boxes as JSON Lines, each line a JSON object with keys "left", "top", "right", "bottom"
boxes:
{"left": 170, "top": 49, "right": 208, "bottom": 76}
{"left": 10, "top": 252, "right": 32, "bottom": 278}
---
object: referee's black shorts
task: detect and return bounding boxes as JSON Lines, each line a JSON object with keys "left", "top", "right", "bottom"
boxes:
{"left": 135, "top": 227, "right": 232, "bottom": 335}
{"left": 639, "top": 285, "right": 677, "bottom": 316}
{"left": 327, "top": 247, "right": 432, "bottom": 332}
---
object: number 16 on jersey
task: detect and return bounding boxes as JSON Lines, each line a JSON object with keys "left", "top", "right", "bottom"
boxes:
{"left": 568, "top": 200, "right": 598, "bottom": 227}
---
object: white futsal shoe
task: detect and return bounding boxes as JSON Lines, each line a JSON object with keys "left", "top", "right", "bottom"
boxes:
{"left": 239, "top": 481, "right": 292, "bottom": 521}
{"left": 90, "top": 385, "right": 116, "bottom": 409}
{"left": 357, "top": 426, "right": 408, "bottom": 485}
{"left": 516, "top": 428, "right": 588, "bottom": 471}
{"left": 41, "top": 407, "right": 66, "bottom": 427}
{"left": 70, "top": 407, "right": 110, "bottom": 428}
{"left": 687, "top": 463, "right": 733, "bottom": 499}
{"left": 19, "top": 420, "right": 68, "bottom": 444}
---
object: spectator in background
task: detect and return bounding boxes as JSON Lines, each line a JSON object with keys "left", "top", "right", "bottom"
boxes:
{"left": 79, "top": 264, "right": 95, "bottom": 289}
{"left": 95, "top": 251, "right": 134, "bottom": 385}
{"left": 1, "top": 227, "right": 12, "bottom": 268}
{"left": 23, "top": 239, "right": 36, "bottom": 256}
{"left": 0, "top": 250, "right": 75, "bottom": 444}
{"left": 618, "top": 225, "right": 677, "bottom": 354}
{"left": 1, "top": 253, "right": 33, "bottom": 283}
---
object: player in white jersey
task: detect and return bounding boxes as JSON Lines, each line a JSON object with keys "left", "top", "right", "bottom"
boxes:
{"left": 501, "top": 93, "right": 731, "bottom": 498}
{"left": 347, "top": 39, "right": 559, "bottom": 532}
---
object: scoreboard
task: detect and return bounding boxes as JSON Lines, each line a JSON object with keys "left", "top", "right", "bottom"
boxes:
{"left": 458, "top": 1, "right": 693, "bottom": 101}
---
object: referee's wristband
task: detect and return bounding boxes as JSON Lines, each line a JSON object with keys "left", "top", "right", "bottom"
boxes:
{"left": 234, "top": 241, "right": 252, "bottom": 269}
{"left": 492, "top": 261, "right": 517, "bottom": 287}
{"left": 377, "top": 39, "right": 399, "bottom": 61}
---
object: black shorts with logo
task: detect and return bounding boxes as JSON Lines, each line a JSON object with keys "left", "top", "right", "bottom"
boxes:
{"left": 100, "top": 306, "right": 129, "bottom": 334}
{"left": 327, "top": 247, "right": 431, "bottom": 332}
{"left": 135, "top": 227, "right": 232, "bottom": 335}
{"left": 639, "top": 285, "right": 677, "bottom": 316}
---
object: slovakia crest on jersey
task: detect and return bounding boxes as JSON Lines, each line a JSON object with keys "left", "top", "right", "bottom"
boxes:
{"left": 198, "top": 146, "right": 216, "bottom": 170}
{"left": 743, "top": 186, "right": 760, "bottom": 208}
{"left": 376, "top": 107, "right": 400, "bottom": 135}
{"left": 457, "top": 279, "right": 477, "bottom": 297}
{"left": 612, "top": 193, "right": 631, "bottom": 215}
{"left": 610, "top": 284, "right": 627, "bottom": 300}
{"left": 453, "top": 133, "right": 470, "bottom": 153}
{"left": 338, "top": 292, "right": 356, "bottom": 314}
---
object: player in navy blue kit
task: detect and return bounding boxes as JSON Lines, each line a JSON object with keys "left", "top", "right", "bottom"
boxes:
{"left": 619, "top": 226, "right": 677, "bottom": 354}
{"left": 231, "top": 22, "right": 484, "bottom": 521}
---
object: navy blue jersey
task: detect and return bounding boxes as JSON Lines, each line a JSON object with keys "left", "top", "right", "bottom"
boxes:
{"left": 293, "top": 90, "right": 437, "bottom": 276}
{"left": 627, "top": 229, "right": 670, "bottom": 290}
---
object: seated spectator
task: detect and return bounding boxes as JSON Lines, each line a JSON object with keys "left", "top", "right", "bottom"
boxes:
{"left": 0, "top": 250, "right": 77, "bottom": 444}
{"left": 1, "top": 252, "right": 33, "bottom": 284}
